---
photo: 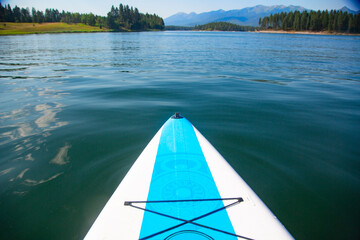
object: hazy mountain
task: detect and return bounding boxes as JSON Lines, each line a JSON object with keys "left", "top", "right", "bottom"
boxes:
{"left": 165, "top": 5, "right": 360, "bottom": 27}
{"left": 165, "top": 5, "right": 307, "bottom": 27}
{"left": 340, "top": 6, "right": 360, "bottom": 14}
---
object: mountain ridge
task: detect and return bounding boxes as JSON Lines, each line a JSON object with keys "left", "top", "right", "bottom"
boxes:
{"left": 340, "top": 6, "right": 360, "bottom": 14}
{"left": 165, "top": 5, "right": 358, "bottom": 27}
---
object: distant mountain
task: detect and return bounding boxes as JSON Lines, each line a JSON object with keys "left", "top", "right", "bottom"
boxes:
{"left": 165, "top": 5, "right": 360, "bottom": 27}
{"left": 165, "top": 5, "right": 307, "bottom": 27}
{"left": 340, "top": 6, "right": 360, "bottom": 14}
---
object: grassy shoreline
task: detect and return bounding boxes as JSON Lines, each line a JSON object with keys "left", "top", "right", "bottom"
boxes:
{"left": 2, "top": 23, "right": 359, "bottom": 36}
{"left": 0, "top": 22, "right": 110, "bottom": 35}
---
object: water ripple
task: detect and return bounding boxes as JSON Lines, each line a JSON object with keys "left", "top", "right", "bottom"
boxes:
{"left": 0, "top": 32, "right": 359, "bottom": 240}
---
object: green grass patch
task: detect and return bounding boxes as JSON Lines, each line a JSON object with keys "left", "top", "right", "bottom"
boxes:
{"left": 0, "top": 22, "right": 109, "bottom": 35}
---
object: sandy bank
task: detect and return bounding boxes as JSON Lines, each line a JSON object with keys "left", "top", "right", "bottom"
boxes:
{"left": 256, "top": 30, "right": 360, "bottom": 36}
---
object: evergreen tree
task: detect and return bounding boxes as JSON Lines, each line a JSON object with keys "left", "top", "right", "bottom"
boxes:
{"left": 328, "top": 10, "right": 334, "bottom": 31}
{"left": 31, "top": 8, "right": 36, "bottom": 23}
{"left": 20, "top": 8, "right": 31, "bottom": 22}
{"left": 5, "top": 4, "right": 14, "bottom": 22}
{"left": 107, "top": 6, "right": 117, "bottom": 29}
{"left": 356, "top": 14, "right": 360, "bottom": 32}
{"left": 0, "top": 3, "right": 164, "bottom": 31}
{"left": 321, "top": 10, "right": 329, "bottom": 30}
{"left": 88, "top": 13, "right": 95, "bottom": 26}
{"left": 348, "top": 14, "right": 354, "bottom": 32}
{"left": 300, "top": 11, "right": 308, "bottom": 30}
{"left": 293, "top": 11, "right": 301, "bottom": 31}
{"left": 259, "top": 9, "right": 359, "bottom": 33}
{"left": 12, "top": 6, "right": 21, "bottom": 22}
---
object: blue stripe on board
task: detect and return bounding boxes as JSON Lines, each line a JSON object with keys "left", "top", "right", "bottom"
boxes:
{"left": 139, "top": 117, "right": 237, "bottom": 240}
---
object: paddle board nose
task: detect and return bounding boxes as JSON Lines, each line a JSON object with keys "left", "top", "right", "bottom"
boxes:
{"left": 84, "top": 114, "right": 294, "bottom": 240}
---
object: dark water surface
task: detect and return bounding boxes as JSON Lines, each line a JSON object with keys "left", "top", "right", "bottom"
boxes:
{"left": 0, "top": 32, "right": 359, "bottom": 239}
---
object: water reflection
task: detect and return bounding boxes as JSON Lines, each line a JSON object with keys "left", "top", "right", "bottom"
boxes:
{"left": 25, "top": 154, "right": 34, "bottom": 161}
{"left": 0, "top": 167, "right": 15, "bottom": 176}
{"left": 34, "top": 103, "right": 66, "bottom": 129}
{"left": 23, "top": 172, "right": 64, "bottom": 186}
{"left": 9, "top": 168, "right": 29, "bottom": 182}
{"left": 50, "top": 143, "right": 71, "bottom": 165}
{"left": 16, "top": 168, "right": 29, "bottom": 179}
{"left": 1, "top": 102, "right": 68, "bottom": 144}
{"left": 0, "top": 94, "right": 69, "bottom": 190}
{"left": 0, "top": 42, "right": 70, "bottom": 192}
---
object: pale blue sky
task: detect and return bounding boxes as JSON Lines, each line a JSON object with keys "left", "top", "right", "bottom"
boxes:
{"left": 2, "top": 0, "right": 359, "bottom": 18}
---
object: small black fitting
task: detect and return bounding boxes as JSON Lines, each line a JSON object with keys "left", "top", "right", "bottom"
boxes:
{"left": 171, "top": 112, "right": 183, "bottom": 119}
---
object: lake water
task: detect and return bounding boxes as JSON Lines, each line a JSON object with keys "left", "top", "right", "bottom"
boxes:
{"left": 0, "top": 31, "right": 359, "bottom": 239}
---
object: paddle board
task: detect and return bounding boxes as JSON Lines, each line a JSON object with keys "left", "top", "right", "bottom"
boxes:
{"left": 84, "top": 113, "right": 293, "bottom": 240}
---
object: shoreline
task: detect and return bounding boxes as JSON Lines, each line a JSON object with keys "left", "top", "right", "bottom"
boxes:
{"left": 0, "top": 22, "right": 162, "bottom": 36}
{"left": 2, "top": 23, "right": 359, "bottom": 36}
{"left": 256, "top": 30, "right": 360, "bottom": 36}
{"left": 0, "top": 22, "right": 108, "bottom": 35}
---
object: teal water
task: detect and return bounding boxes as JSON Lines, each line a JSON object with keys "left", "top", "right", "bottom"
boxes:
{"left": 0, "top": 32, "right": 359, "bottom": 239}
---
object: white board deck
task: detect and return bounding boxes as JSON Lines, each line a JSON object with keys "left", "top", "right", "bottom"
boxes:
{"left": 84, "top": 115, "right": 293, "bottom": 240}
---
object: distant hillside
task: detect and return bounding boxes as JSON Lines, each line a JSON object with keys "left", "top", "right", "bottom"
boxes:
{"left": 165, "top": 5, "right": 307, "bottom": 26}
{"left": 194, "top": 22, "right": 256, "bottom": 31}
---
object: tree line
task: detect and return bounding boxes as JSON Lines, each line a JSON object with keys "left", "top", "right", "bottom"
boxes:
{"left": 165, "top": 25, "right": 194, "bottom": 31}
{"left": 0, "top": 3, "right": 164, "bottom": 30}
{"left": 194, "top": 22, "right": 256, "bottom": 31}
{"left": 107, "top": 4, "right": 164, "bottom": 30}
{"left": 259, "top": 10, "right": 360, "bottom": 33}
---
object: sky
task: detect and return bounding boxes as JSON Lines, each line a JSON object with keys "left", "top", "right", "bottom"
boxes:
{"left": 1, "top": 0, "right": 360, "bottom": 18}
